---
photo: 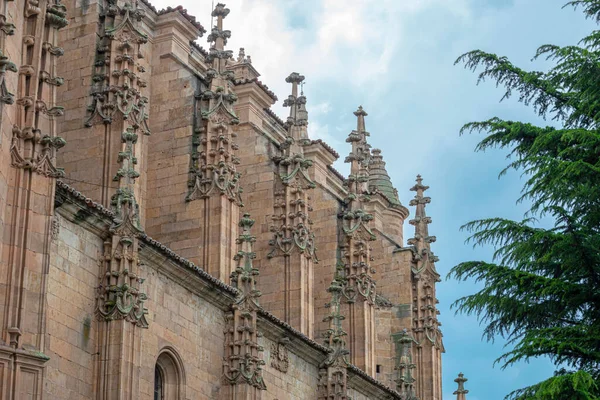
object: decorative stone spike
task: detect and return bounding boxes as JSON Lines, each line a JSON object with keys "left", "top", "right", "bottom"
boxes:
{"left": 188, "top": 1, "right": 241, "bottom": 204}
{"left": 223, "top": 213, "right": 267, "bottom": 391}
{"left": 408, "top": 175, "right": 443, "bottom": 400}
{"left": 186, "top": 2, "right": 243, "bottom": 282}
{"left": 340, "top": 106, "right": 376, "bottom": 305}
{"left": 454, "top": 373, "right": 469, "bottom": 400}
{"left": 269, "top": 71, "right": 317, "bottom": 263}
{"left": 85, "top": 1, "right": 150, "bottom": 133}
{"left": 318, "top": 278, "right": 349, "bottom": 400}
{"left": 283, "top": 72, "right": 308, "bottom": 131}
{"left": 408, "top": 174, "right": 439, "bottom": 277}
{"left": 267, "top": 71, "right": 318, "bottom": 337}
{"left": 336, "top": 107, "right": 378, "bottom": 374}
{"left": 96, "top": 125, "right": 147, "bottom": 328}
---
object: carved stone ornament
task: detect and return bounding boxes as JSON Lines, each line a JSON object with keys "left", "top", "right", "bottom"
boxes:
{"left": 223, "top": 214, "right": 267, "bottom": 390}
{"left": 50, "top": 215, "right": 60, "bottom": 241}
{"left": 268, "top": 74, "right": 318, "bottom": 261}
{"left": 318, "top": 279, "right": 349, "bottom": 400}
{"left": 85, "top": 1, "right": 150, "bottom": 134}
{"left": 187, "top": 4, "right": 242, "bottom": 205}
{"left": 270, "top": 338, "right": 290, "bottom": 373}
{"left": 0, "top": 49, "right": 16, "bottom": 105}
{"left": 337, "top": 107, "right": 378, "bottom": 306}
{"left": 95, "top": 125, "right": 148, "bottom": 328}
{"left": 95, "top": 236, "right": 149, "bottom": 328}
{"left": 11, "top": 127, "right": 67, "bottom": 178}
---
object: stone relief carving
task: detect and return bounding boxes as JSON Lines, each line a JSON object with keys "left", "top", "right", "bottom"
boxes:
{"left": 270, "top": 338, "right": 290, "bottom": 373}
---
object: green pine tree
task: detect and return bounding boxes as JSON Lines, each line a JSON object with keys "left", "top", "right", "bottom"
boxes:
{"left": 449, "top": 1, "right": 600, "bottom": 399}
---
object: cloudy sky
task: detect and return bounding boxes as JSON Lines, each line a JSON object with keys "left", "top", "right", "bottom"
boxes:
{"left": 151, "top": 0, "right": 596, "bottom": 398}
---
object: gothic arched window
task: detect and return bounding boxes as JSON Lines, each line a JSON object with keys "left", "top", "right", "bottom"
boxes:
{"left": 154, "top": 348, "right": 186, "bottom": 400}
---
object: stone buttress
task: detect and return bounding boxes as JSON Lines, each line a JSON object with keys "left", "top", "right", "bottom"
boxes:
{"left": 83, "top": 0, "right": 151, "bottom": 208}
{"left": 268, "top": 72, "right": 317, "bottom": 338}
{"left": 82, "top": 2, "right": 151, "bottom": 399}
{"left": 0, "top": 1, "right": 67, "bottom": 398}
{"left": 187, "top": 3, "right": 242, "bottom": 281}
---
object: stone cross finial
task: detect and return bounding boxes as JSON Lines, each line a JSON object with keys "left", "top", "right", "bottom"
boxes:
{"left": 283, "top": 72, "right": 308, "bottom": 131}
{"left": 212, "top": 3, "right": 230, "bottom": 27}
{"left": 210, "top": 3, "right": 230, "bottom": 51}
{"left": 354, "top": 105, "right": 368, "bottom": 132}
{"left": 285, "top": 72, "right": 305, "bottom": 98}
{"left": 454, "top": 373, "right": 469, "bottom": 400}
{"left": 409, "top": 174, "right": 434, "bottom": 250}
{"left": 410, "top": 174, "right": 430, "bottom": 204}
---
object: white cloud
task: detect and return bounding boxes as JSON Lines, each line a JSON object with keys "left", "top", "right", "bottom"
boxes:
{"left": 309, "top": 101, "right": 331, "bottom": 116}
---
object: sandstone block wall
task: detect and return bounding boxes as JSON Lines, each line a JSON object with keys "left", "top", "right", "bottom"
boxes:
{"left": 138, "top": 262, "right": 226, "bottom": 399}
{"left": 260, "top": 336, "right": 320, "bottom": 399}
{"left": 46, "top": 213, "right": 102, "bottom": 399}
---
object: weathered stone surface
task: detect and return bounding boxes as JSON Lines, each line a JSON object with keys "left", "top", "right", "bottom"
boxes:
{"left": 0, "top": 1, "right": 444, "bottom": 399}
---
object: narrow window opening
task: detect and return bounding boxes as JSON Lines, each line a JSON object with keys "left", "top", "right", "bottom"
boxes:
{"left": 154, "top": 364, "right": 164, "bottom": 400}
{"left": 376, "top": 364, "right": 382, "bottom": 374}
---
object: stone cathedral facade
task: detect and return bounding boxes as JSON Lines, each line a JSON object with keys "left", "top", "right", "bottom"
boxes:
{"left": 0, "top": 1, "right": 464, "bottom": 399}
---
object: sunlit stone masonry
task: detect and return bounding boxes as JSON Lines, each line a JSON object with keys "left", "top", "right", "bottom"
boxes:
{"left": 0, "top": 1, "right": 456, "bottom": 399}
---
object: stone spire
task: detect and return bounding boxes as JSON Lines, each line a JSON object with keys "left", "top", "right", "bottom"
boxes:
{"left": 408, "top": 175, "right": 439, "bottom": 276}
{"left": 318, "top": 277, "right": 350, "bottom": 399}
{"left": 268, "top": 72, "right": 317, "bottom": 336}
{"left": 338, "top": 106, "right": 377, "bottom": 375}
{"left": 223, "top": 213, "right": 267, "bottom": 393}
{"left": 345, "top": 106, "right": 371, "bottom": 198}
{"left": 110, "top": 127, "right": 142, "bottom": 233}
{"left": 187, "top": 3, "right": 242, "bottom": 281}
{"left": 84, "top": 0, "right": 150, "bottom": 206}
{"left": 230, "top": 213, "right": 261, "bottom": 301}
{"left": 408, "top": 175, "right": 443, "bottom": 399}
{"left": 208, "top": 3, "right": 231, "bottom": 52}
{"left": 340, "top": 106, "right": 376, "bottom": 304}
{"left": 454, "top": 373, "right": 469, "bottom": 400}
{"left": 369, "top": 149, "right": 401, "bottom": 207}
{"left": 283, "top": 72, "right": 308, "bottom": 141}
{"left": 188, "top": 1, "right": 240, "bottom": 203}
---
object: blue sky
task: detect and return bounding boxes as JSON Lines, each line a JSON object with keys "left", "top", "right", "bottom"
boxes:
{"left": 151, "top": 0, "right": 597, "bottom": 398}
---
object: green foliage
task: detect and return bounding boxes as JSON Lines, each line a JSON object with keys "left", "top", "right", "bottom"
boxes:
{"left": 449, "top": 1, "right": 600, "bottom": 398}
